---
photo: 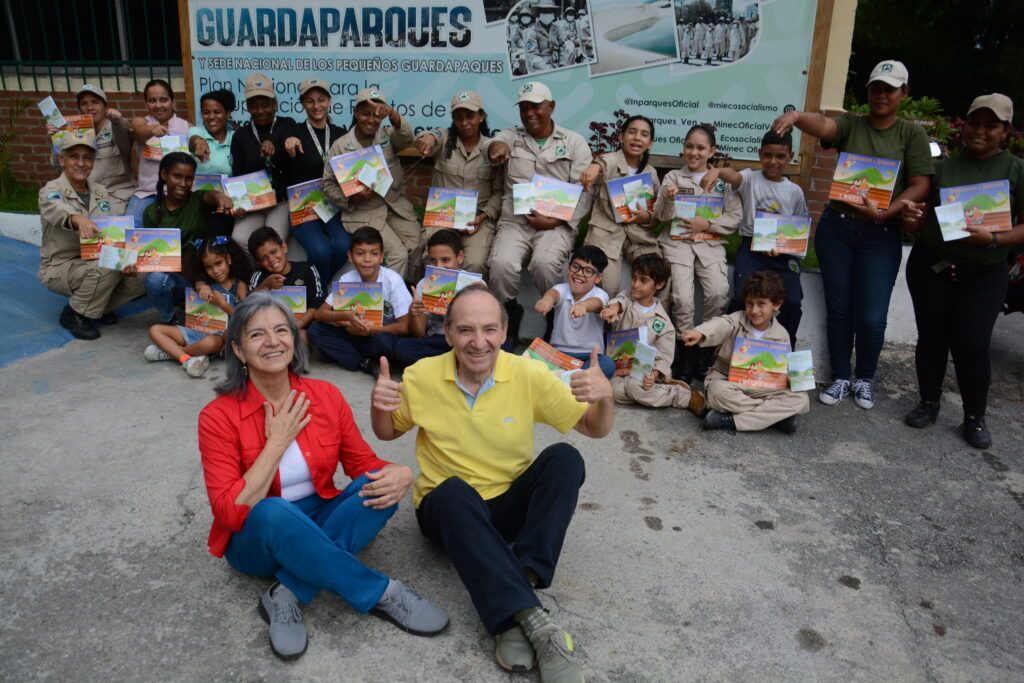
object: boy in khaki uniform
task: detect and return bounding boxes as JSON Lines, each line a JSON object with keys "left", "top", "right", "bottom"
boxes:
{"left": 682, "top": 271, "right": 809, "bottom": 433}
{"left": 321, "top": 87, "right": 421, "bottom": 279}
{"left": 38, "top": 128, "right": 144, "bottom": 340}
{"left": 601, "top": 254, "right": 705, "bottom": 415}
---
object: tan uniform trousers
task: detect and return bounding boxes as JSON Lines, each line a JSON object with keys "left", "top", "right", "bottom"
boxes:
{"left": 705, "top": 373, "right": 810, "bottom": 431}
{"left": 39, "top": 259, "right": 146, "bottom": 319}
{"left": 667, "top": 245, "right": 730, "bottom": 333}
{"left": 423, "top": 217, "right": 496, "bottom": 277}
{"left": 612, "top": 376, "right": 693, "bottom": 409}
{"left": 488, "top": 221, "right": 574, "bottom": 302}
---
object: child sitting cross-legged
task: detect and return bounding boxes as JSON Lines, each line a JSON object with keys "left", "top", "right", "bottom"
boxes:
{"left": 681, "top": 270, "right": 809, "bottom": 433}
{"left": 534, "top": 244, "right": 616, "bottom": 378}
{"left": 308, "top": 226, "right": 412, "bottom": 375}
{"left": 144, "top": 236, "right": 251, "bottom": 378}
{"left": 247, "top": 226, "right": 325, "bottom": 347}
{"left": 600, "top": 253, "right": 705, "bottom": 416}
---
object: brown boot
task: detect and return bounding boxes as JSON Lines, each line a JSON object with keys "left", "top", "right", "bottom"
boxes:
{"left": 688, "top": 388, "right": 707, "bottom": 417}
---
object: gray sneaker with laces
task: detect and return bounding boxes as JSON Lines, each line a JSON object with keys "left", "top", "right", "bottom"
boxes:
{"left": 520, "top": 608, "right": 583, "bottom": 683}
{"left": 258, "top": 582, "right": 307, "bottom": 660}
{"left": 371, "top": 578, "right": 449, "bottom": 636}
{"left": 144, "top": 344, "right": 173, "bottom": 362}
{"left": 496, "top": 624, "right": 536, "bottom": 671}
{"left": 819, "top": 378, "right": 850, "bottom": 406}
{"left": 182, "top": 355, "right": 209, "bottom": 378}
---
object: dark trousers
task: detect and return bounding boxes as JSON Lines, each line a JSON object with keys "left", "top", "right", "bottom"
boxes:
{"left": 307, "top": 322, "right": 398, "bottom": 371}
{"left": 728, "top": 236, "right": 804, "bottom": 347}
{"left": 393, "top": 334, "right": 451, "bottom": 367}
{"left": 815, "top": 207, "right": 903, "bottom": 380}
{"left": 415, "top": 443, "right": 585, "bottom": 635}
{"left": 905, "top": 245, "right": 1008, "bottom": 417}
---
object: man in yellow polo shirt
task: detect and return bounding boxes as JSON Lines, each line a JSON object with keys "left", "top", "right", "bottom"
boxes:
{"left": 370, "top": 285, "right": 613, "bottom": 683}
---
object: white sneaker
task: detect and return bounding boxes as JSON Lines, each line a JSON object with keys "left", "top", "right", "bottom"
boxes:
{"left": 851, "top": 379, "right": 875, "bottom": 409}
{"left": 819, "top": 379, "right": 850, "bottom": 405}
{"left": 144, "top": 344, "right": 173, "bottom": 362}
{"left": 183, "top": 355, "right": 209, "bottom": 378}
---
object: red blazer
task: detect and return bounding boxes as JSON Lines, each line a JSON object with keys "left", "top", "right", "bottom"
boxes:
{"left": 198, "top": 374, "right": 388, "bottom": 557}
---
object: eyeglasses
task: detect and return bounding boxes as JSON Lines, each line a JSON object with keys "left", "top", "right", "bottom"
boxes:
{"left": 568, "top": 262, "right": 601, "bottom": 278}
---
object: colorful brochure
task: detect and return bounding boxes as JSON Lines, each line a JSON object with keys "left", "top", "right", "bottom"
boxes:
{"left": 670, "top": 194, "right": 724, "bottom": 240}
{"left": 751, "top": 215, "right": 778, "bottom": 252}
{"left": 125, "top": 227, "right": 181, "bottom": 272}
{"left": 97, "top": 245, "right": 138, "bottom": 271}
{"left": 606, "top": 328, "right": 640, "bottom": 376}
{"left": 50, "top": 114, "right": 93, "bottom": 153}
{"left": 185, "top": 287, "right": 228, "bottom": 334}
{"left": 329, "top": 145, "right": 392, "bottom": 197}
{"left": 269, "top": 286, "right": 308, "bottom": 316}
{"left": 934, "top": 202, "right": 970, "bottom": 241}
{"left": 751, "top": 211, "right": 812, "bottom": 256}
{"left": 141, "top": 134, "right": 188, "bottom": 161}
{"left": 79, "top": 216, "right": 132, "bottom": 260}
{"left": 193, "top": 173, "right": 226, "bottom": 192}
{"left": 531, "top": 174, "right": 583, "bottom": 221}
{"left": 513, "top": 183, "right": 536, "bottom": 215}
{"left": 608, "top": 173, "right": 655, "bottom": 223}
{"left": 828, "top": 152, "right": 901, "bottom": 210}
{"left": 938, "top": 180, "right": 1011, "bottom": 233}
{"left": 786, "top": 350, "right": 815, "bottom": 391}
{"left": 38, "top": 96, "right": 66, "bottom": 128}
{"left": 522, "top": 338, "right": 585, "bottom": 372}
{"left": 225, "top": 170, "right": 276, "bottom": 211}
{"left": 332, "top": 281, "right": 384, "bottom": 327}
{"left": 629, "top": 342, "right": 657, "bottom": 382}
{"left": 423, "top": 187, "right": 479, "bottom": 230}
{"left": 287, "top": 179, "right": 337, "bottom": 227}
{"left": 421, "top": 266, "right": 484, "bottom": 315}
{"left": 728, "top": 336, "right": 789, "bottom": 389}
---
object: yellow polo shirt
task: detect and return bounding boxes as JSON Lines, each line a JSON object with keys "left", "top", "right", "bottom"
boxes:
{"left": 393, "top": 350, "right": 588, "bottom": 507}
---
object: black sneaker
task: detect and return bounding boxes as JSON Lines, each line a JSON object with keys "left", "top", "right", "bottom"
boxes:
{"left": 357, "top": 357, "right": 379, "bottom": 377}
{"left": 59, "top": 305, "right": 100, "bottom": 340}
{"left": 960, "top": 415, "right": 992, "bottom": 449}
{"left": 772, "top": 415, "right": 798, "bottom": 433}
{"left": 703, "top": 409, "right": 735, "bottom": 432}
{"left": 904, "top": 400, "right": 939, "bottom": 428}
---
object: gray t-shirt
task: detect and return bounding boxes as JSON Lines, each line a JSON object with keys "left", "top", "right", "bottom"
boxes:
{"left": 737, "top": 168, "right": 808, "bottom": 237}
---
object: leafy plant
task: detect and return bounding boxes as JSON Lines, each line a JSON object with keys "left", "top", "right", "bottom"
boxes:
{"left": 0, "top": 97, "right": 31, "bottom": 200}
{"left": 588, "top": 109, "right": 630, "bottom": 154}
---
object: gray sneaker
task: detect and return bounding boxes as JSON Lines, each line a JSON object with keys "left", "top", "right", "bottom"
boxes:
{"left": 144, "top": 344, "right": 172, "bottom": 362}
{"left": 182, "top": 355, "right": 209, "bottom": 378}
{"left": 496, "top": 624, "right": 536, "bottom": 672}
{"left": 371, "top": 579, "right": 449, "bottom": 636}
{"left": 258, "top": 582, "right": 307, "bottom": 660}
{"left": 520, "top": 609, "right": 583, "bottom": 683}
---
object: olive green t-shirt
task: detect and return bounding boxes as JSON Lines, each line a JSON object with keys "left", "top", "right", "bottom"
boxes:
{"left": 142, "top": 189, "right": 211, "bottom": 241}
{"left": 824, "top": 112, "right": 935, "bottom": 211}
{"left": 916, "top": 150, "right": 1024, "bottom": 267}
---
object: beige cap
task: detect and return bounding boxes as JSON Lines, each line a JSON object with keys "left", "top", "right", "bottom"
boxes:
{"left": 61, "top": 128, "right": 97, "bottom": 153}
{"left": 516, "top": 81, "right": 553, "bottom": 105}
{"left": 244, "top": 73, "right": 275, "bottom": 100}
{"left": 355, "top": 87, "right": 387, "bottom": 106}
{"left": 967, "top": 93, "right": 1013, "bottom": 123}
{"left": 867, "top": 60, "right": 909, "bottom": 88}
{"left": 451, "top": 90, "right": 484, "bottom": 112}
{"left": 75, "top": 84, "right": 107, "bottom": 103}
{"left": 299, "top": 76, "right": 330, "bottom": 98}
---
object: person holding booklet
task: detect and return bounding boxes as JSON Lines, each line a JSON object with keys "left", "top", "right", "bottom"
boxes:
{"left": 681, "top": 270, "right": 809, "bottom": 433}
{"left": 413, "top": 90, "right": 503, "bottom": 276}
{"left": 38, "top": 129, "right": 145, "bottom": 340}
{"left": 772, "top": 59, "right": 934, "bottom": 409}
{"left": 188, "top": 89, "right": 237, "bottom": 239}
{"left": 321, "top": 87, "right": 422, "bottom": 280}
{"left": 128, "top": 79, "right": 191, "bottom": 230}
{"left": 898, "top": 93, "right": 1024, "bottom": 449}
{"left": 699, "top": 129, "right": 809, "bottom": 346}
{"left": 579, "top": 114, "right": 662, "bottom": 297}
{"left": 281, "top": 77, "right": 350, "bottom": 281}
{"left": 247, "top": 227, "right": 325, "bottom": 350}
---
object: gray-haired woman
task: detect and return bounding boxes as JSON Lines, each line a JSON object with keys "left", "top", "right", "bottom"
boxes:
{"left": 197, "top": 293, "right": 448, "bottom": 660}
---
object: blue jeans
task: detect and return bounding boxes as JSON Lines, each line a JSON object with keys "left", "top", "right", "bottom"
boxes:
{"left": 145, "top": 272, "right": 188, "bottom": 323}
{"left": 728, "top": 237, "right": 804, "bottom": 347}
{"left": 125, "top": 195, "right": 155, "bottom": 229}
{"left": 291, "top": 213, "right": 350, "bottom": 282}
{"left": 565, "top": 350, "right": 616, "bottom": 379}
{"left": 224, "top": 474, "right": 393, "bottom": 610}
{"left": 307, "top": 322, "right": 399, "bottom": 371}
{"left": 814, "top": 207, "right": 903, "bottom": 381}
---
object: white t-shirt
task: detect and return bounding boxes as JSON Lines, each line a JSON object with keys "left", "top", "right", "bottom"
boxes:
{"left": 737, "top": 168, "right": 809, "bottom": 237}
{"left": 549, "top": 282, "right": 609, "bottom": 354}
{"left": 324, "top": 266, "right": 412, "bottom": 325}
{"left": 278, "top": 440, "right": 315, "bottom": 502}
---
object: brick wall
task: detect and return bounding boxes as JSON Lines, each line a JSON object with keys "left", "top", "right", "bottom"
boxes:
{"left": 804, "top": 109, "right": 843, "bottom": 226}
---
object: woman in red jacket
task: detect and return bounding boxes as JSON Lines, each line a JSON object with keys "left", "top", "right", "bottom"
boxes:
{"left": 198, "top": 293, "right": 447, "bottom": 660}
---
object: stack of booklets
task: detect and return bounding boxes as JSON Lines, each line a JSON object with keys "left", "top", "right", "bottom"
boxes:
{"left": 185, "top": 287, "right": 228, "bottom": 334}
{"left": 513, "top": 175, "right": 583, "bottom": 220}
{"left": 786, "top": 350, "right": 815, "bottom": 391}
{"left": 287, "top": 179, "right": 339, "bottom": 226}
{"left": 728, "top": 336, "right": 790, "bottom": 389}
{"left": 671, "top": 195, "right": 723, "bottom": 240}
{"left": 421, "top": 266, "right": 484, "bottom": 315}
{"left": 225, "top": 170, "right": 277, "bottom": 212}
{"left": 423, "top": 187, "right": 479, "bottom": 231}
{"left": 50, "top": 114, "right": 93, "bottom": 154}
{"left": 329, "top": 146, "right": 393, "bottom": 197}
{"left": 522, "top": 338, "right": 585, "bottom": 385}
{"left": 269, "top": 286, "right": 308, "bottom": 317}
{"left": 193, "top": 174, "right": 226, "bottom": 192}
{"left": 751, "top": 212, "right": 812, "bottom": 256}
{"left": 828, "top": 152, "right": 900, "bottom": 209}
{"left": 125, "top": 227, "right": 181, "bottom": 272}
{"left": 332, "top": 281, "right": 384, "bottom": 327}
{"left": 608, "top": 173, "right": 655, "bottom": 223}
{"left": 936, "top": 180, "right": 1011, "bottom": 241}
{"left": 80, "top": 216, "right": 132, "bottom": 260}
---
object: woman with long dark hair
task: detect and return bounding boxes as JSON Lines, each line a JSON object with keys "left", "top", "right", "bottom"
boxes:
{"left": 128, "top": 79, "right": 191, "bottom": 229}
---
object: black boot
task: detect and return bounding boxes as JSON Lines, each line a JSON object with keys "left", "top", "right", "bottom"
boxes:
{"left": 504, "top": 299, "right": 524, "bottom": 345}
{"left": 904, "top": 400, "right": 940, "bottom": 428}
{"left": 961, "top": 415, "right": 992, "bottom": 449}
{"left": 59, "top": 305, "right": 100, "bottom": 340}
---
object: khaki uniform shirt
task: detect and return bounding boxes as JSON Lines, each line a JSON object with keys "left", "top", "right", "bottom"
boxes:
{"left": 50, "top": 118, "right": 135, "bottom": 202}
{"left": 695, "top": 311, "right": 791, "bottom": 380}
{"left": 39, "top": 174, "right": 123, "bottom": 267}
{"left": 608, "top": 295, "right": 676, "bottom": 379}
{"left": 653, "top": 167, "right": 741, "bottom": 265}
{"left": 422, "top": 129, "right": 503, "bottom": 221}
{"left": 587, "top": 149, "right": 660, "bottom": 257}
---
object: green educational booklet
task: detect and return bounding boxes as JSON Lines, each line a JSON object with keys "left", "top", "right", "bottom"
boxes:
{"left": 80, "top": 216, "right": 132, "bottom": 260}
{"left": 269, "top": 285, "right": 307, "bottom": 316}
{"left": 630, "top": 342, "right": 657, "bottom": 382}
{"left": 786, "top": 350, "right": 815, "bottom": 391}
{"left": 185, "top": 287, "right": 228, "bottom": 334}
{"left": 606, "top": 328, "right": 640, "bottom": 376}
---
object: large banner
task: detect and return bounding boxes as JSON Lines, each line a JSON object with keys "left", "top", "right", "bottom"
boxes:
{"left": 187, "top": 0, "right": 817, "bottom": 160}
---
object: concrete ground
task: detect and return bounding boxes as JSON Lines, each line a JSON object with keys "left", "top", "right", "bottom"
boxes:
{"left": 2, "top": 278, "right": 1023, "bottom": 680}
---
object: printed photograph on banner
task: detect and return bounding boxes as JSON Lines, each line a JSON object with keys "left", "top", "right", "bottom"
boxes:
{"left": 485, "top": 0, "right": 519, "bottom": 24}
{"left": 670, "top": 0, "right": 761, "bottom": 75}
{"left": 587, "top": 0, "right": 678, "bottom": 77}
{"left": 507, "top": 0, "right": 597, "bottom": 79}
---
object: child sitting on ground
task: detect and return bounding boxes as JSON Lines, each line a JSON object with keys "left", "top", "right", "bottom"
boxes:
{"left": 681, "top": 270, "right": 809, "bottom": 433}
{"left": 308, "top": 226, "right": 412, "bottom": 375}
{"left": 601, "top": 253, "right": 705, "bottom": 415}
{"left": 145, "top": 236, "right": 251, "bottom": 378}
{"left": 534, "top": 244, "right": 616, "bottom": 378}
{"left": 247, "top": 227, "right": 325, "bottom": 345}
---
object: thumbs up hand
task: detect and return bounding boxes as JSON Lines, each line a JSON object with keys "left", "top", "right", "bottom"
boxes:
{"left": 371, "top": 356, "right": 403, "bottom": 413}
{"left": 569, "top": 346, "right": 612, "bottom": 404}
